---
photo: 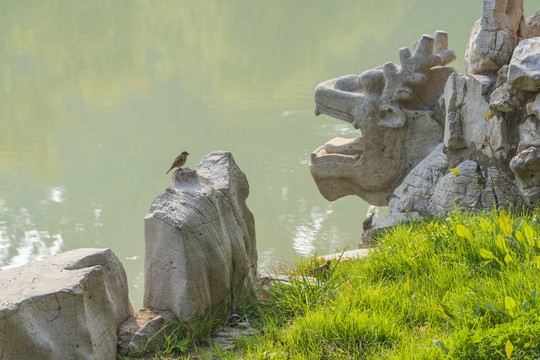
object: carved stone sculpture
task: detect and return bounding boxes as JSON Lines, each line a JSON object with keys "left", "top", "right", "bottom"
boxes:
{"left": 311, "top": 31, "right": 455, "bottom": 206}
{"left": 311, "top": 0, "right": 540, "bottom": 225}
{"left": 144, "top": 151, "right": 257, "bottom": 321}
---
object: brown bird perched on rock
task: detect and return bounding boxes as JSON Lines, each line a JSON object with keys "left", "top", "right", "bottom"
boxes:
{"left": 363, "top": 213, "right": 374, "bottom": 231}
{"left": 166, "top": 151, "right": 189, "bottom": 174}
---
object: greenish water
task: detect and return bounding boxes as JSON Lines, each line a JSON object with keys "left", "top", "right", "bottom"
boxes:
{"left": 1, "top": 1, "right": 539, "bottom": 308}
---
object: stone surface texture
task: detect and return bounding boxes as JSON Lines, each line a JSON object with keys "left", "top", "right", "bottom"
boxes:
{"left": 443, "top": 73, "right": 497, "bottom": 153}
{"left": 311, "top": 2, "right": 540, "bottom": 222}
{"left": 464, "top": 0, "right": 524, "bottom": 75}
{"left": 525, "top": 10, "right": 540, "bottom": 37}
{"left": 388, "top": 144, "right": 449, "bottom": 214}
{"left": 491, "top": 65, "right": 529, "bottom": 115}
{"left": 510, "top": 144, "right": 540, "bottom": 206}
{"left": 117, "top": 308, "right": 176, "bottom": 357}
{"left": 508, "top": 37, "right": 540, "bottom": 91}
{"left": 0, "top": 248, "right": 133, "bottom": 360}
{"left": 311, "top": 31, "right": 455, "bottom": 206}
{"left": 144, "top": 151, "right": 257, "bottom": 321}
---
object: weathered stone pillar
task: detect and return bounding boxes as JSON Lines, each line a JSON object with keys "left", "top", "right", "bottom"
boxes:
{"left": 144, "top": 151, "right": 257, "bottom": 321}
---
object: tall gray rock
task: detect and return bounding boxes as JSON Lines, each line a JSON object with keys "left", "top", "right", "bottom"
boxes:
{"left": 508, "top": 37, "right": 540, "bottom": 92}
{"left": 0, "top": 248, "right": 133, "bottom": 360}
{"left": 144, "top": 151, "right": 257, "bottom": 321}
{"left": 464, "top": 0, "right": 525, "bottom": 75}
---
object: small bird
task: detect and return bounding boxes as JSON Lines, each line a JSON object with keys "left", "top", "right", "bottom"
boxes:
{"left": 165, "top": 151, "right": 189, "bottom": 175}
{"left": 363, "top": 213, "right": 374, "bottom": 231}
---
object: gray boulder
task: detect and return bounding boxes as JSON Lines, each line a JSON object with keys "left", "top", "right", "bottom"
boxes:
{"left": 444, "top": 73, "right": 496, "bottom": 153}
{"left": 508, "top": 37, "right": 540, "bottom": 91}
{"left": 524, "top": 10, "right": 540, "bottom": 38}
{"left": 117, "top": 308, "right": 176, "bottom": 357}
{"left": 510, "top": 143, "right": 540, "bottom": 206}
{"left": 464, "top": 0, "right": 525, "bottom": 75}
{"left": 388, "top": 144, "right": 449, "bottom": 214}
{"left": 0, "top": 248, "right": 133, "bottom": 360}
{"left": 144, "top": 151, "right": 257, "bottom": 321}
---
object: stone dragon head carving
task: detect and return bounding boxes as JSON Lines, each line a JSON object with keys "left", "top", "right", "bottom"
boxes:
{"left": 310, "top": 0, "right": 540, "bottom": 218}
{"left": 311, "top": 32, "right": 456, "bottom": 206}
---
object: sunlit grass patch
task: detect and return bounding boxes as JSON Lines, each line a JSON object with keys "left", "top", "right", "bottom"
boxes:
{"left": 233, "top": 208, "right": 540, "bottom": 359}
{"left": 123, "top": 208, "right": 540, "bottom": 359}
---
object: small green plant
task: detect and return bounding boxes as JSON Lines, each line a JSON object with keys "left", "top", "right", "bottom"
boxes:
{"left": 259, "top": 254, "right": 342, "bottom": 321}
{"left": 123, "top": 312, "right": 222, "bottom": 359}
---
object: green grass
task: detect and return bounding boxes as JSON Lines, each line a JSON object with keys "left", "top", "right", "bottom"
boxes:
{"left": 227, "top": 208, "right": 540, "bottom": 359}
{"left": 124, "top": 208, "right": 540, "bottom": 359}
{"left": 119, "top": 315, "right": 219, "bottom": 359}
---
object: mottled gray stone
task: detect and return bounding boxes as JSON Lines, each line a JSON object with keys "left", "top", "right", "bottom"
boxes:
{"left": 444, "top": 73, "right": 495, "bottom": 152}
{"left": 519, "top": 113, "right": 540, "bottom": 143}
{"left": 525, "top": 10, "right": 540, "bottom": 38}
{"left": 428, "top": 160, "right": 483, "bottom": 214}
{"left": 508, "top": 37, "right": 540, "bottom": 91}
{"left": 144, "top": 151, "right": 257, "bottom": 321}
{"left": 464, "top": 0, "right": 524, "bottom": 75}
{"left": 510, "top": 144, "right": 540, "bottom": 206}
{"left": 311, "top": 32, "right": 454, "bottom": 206}
{"left": 486, "top": 166, "right": 523, "bottom": 207}
{"left": 526, "top": 93, "right": 540, "bottom": 118}
{"left": 389, "top": 144, "right": 449, "bottom": 214}
{"left": 117, "top": 308, "right": 176, "bottom": 357}
{"left": 0, "top": 248, "right": 133, "bottom": 360}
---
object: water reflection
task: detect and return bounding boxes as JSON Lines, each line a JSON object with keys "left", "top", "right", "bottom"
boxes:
{"left": 0, "top": 200, "right": 64, "bottom": 270}
{"left": 8, "top": 231, "right": 63, "bottom": 270}
{"left": 0, "top": 0, "right": 490, "bottom": 310}
{"left": 292, "top": 206, "right": 330, "bottom": 256}
{"left": 290, "top": 204, "right": 387, "bottom": 257}
{"left": 49, "top": 186, "right": 65, "bottom": 203}
{"left": 0, "top": 175, "right": 114, "bottom": 271}
{"left": 281, "top": 110, "right": 312, "bottom": 117}
{"left": 94, "top": 207, "right": 103, "bottom": 227}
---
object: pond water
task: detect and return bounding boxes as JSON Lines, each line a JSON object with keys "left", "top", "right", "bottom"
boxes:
{"left": 2, "top": 1, "right": 539, "bottom": 308}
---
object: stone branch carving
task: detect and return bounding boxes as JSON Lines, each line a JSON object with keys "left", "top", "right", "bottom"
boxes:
{"left": 311, "top": 31, "right": 455, "bottom": 205}
{"left": 382, "top": 32, "right": 456, "bottom": 105}
{"left": 311, "top": 0, "right": 540, "bottom": 227}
